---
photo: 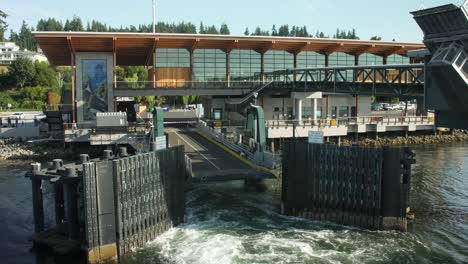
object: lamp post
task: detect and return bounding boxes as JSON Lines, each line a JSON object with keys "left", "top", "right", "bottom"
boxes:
{"left": 152, "top": 0, "right": 156, "bottom": 33}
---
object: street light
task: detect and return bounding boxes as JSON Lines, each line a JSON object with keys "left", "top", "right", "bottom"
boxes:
{"left": 152, "top": 0, "right": 156, "bottom": 33}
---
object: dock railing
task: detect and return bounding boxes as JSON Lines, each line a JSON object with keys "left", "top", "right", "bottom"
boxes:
{"left": 266, "top": 115, "right": 435, "bottom": 129}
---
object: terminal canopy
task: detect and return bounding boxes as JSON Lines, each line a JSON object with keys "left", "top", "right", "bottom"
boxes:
{"left": 33, "top": 32, "right": 426, "bottom": 66}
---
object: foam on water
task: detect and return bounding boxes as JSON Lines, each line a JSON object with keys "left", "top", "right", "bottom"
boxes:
{"left": 123, "top": 180, "right": 436, "bottom": 264}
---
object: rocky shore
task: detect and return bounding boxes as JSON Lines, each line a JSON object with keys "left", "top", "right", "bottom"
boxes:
{"left": 0, "top": 138, "right": 73, "bottom": 161}
{"left": 341, "top": 130, "right": 468, "bottom": 147}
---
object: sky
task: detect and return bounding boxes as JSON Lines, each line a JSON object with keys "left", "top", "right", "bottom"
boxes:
{"left": 1, "top": 0, "right": 464, "bottom": 42}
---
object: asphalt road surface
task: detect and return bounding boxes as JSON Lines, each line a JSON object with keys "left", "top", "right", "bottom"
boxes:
{"left": 166, "top": 127, "right": 264, "bottom": 182}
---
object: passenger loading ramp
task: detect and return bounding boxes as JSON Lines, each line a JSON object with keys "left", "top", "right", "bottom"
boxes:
{"left": 167, "top": 127, "right": 272, "bottom": 183}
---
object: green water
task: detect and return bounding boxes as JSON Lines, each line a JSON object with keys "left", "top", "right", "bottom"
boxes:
{"left": 1, "top": 143, "right": 467, "bottom": 264}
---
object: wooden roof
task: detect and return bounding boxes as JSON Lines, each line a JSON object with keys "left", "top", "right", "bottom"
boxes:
{"left": 33, "top": 32, "right": 426, "bottom": 66}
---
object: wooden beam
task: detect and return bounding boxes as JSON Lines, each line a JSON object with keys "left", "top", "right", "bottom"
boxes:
{"left": 145, "top": 37, "right": 159, "bottom": 66}
{"left": 378, "top": 46, "right": 406, "bottom": 57}
{"left": 293, "top": 42, "right": 311, "bottom": 54}
{"left": 255, "top": 41, "right": 275, "bottom": 54}
{"left": 225, "top": 39, "right": 239, "bottom": 53}
{"left": 349, "top": 44, "right": 375, "bottom": 56}
{"left": 191, "top": 39, "right": 200, "bottom": 51}
{"left": 320, "top": 43, "right": 344, "bottom": 55}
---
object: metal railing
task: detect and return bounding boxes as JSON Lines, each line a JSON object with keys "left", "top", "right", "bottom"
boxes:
{"left": 197, "top": 120, "right": 255, "bottom": 162}
{"left": 114, "top": 80, "right": 264, "bottom": 90}
{"left": 266, "top": 115, "right": 435, "bottom": 129}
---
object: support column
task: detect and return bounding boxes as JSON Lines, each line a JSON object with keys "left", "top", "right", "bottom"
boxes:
{"left": 71, "top": 52, "right": 76, "bottom": 123}
{"left": 354, "top": 54, "right": 359, "bottom": 66}
{"left": 31, "top": 163, "right": 44, "bottom": 233}
{"left": 226, "top": 50, "right": 231, "bottom": 88}
{"left": 325, "top": 95, "right": 330, "bottom": 119}
{"left": 260, "top": 52, "right": 265, "bottom": 82}
{"left": 383, "top": 55, "right": 388, "bottom": 65}
{"left": 355, "top": 95, "right": 359, "bottom": 117}
{"left": 313, "top": 98, "right": 318, "bottom": 122}
{"left": 190, "top": 49, "right": 195, "bottom": 85}
{"left": 293, "top": 52, "right": 298, "bottom": 82}
{"left": 297, "top": 99, "right": 303, "bottom": 122}
{"left": 325, "top": 53, "right": 329, "bottom": 67}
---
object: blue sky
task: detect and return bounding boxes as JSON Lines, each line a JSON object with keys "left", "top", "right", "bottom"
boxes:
{"left": 2, "top": 0, "right": 463, "bottom": 42}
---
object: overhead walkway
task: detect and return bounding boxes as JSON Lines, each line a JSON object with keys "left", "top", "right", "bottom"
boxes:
{"left": 264, "top": 63, "right": 425, "bottom": 98}
{"left": 166, "top": 127, "right": 273, "bottom": 183}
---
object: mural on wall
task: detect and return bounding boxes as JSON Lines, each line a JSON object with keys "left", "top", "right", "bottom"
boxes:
{"left": 82, "top": 59, "right": 108, "bottom": 120}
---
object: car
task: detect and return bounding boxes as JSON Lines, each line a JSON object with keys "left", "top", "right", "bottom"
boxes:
{"left": 385, "top": 104, "right": 400, "bottom": 111}
{"left": 12, "top": 112, "right": 25, "bottom": 119}
{"left": 34, "top": 114, "right": 47, "bottom": 121}
{"left": 161, "top": 105, "right": 170, "bottom": 112}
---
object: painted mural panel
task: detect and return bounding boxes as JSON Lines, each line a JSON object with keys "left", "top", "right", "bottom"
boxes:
{"left": 82, "top": 59, "right": 108, "bottom": 121}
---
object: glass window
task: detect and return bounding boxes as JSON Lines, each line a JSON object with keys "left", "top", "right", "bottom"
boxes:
{"left": 339, "top": 106, "right": 349, "bottom": 118}
{"left": 265, "top": 50, "right": 294, "bottom": 72}
{"left": 461, "top": 60, "right": 468, "bottom": 80}
{"left": 155, "top": 48, "right": 190, "bottom": 68}
{"left": 230, "top": 50, "right": 261, "bottom": 81}
{"left": 359, "top": 53, "right": 382, "bottom": 66}
{"left": 193, "top": 49, "right": 226, "bottom": 82}
{"left": 297, "top": 51, "right": 325, "bottom": 68}
{"left": 387, "top": 54, "right": 410, "bottom": 65}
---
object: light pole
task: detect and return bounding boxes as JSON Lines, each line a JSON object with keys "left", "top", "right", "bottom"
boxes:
{"left": 152, "top": 0, "right": 156, "bottom": 33}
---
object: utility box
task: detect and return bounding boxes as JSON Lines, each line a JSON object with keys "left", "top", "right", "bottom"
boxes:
{"left": 96, "top": 112, "right": 128, "bottom": 128}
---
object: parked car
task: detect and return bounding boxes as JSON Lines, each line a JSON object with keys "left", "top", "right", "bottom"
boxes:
{"left": 34, "top": 114, "right": 47, "bottom": 121}
{"left": 12, "top": 112, "right": 25, "bottom": 119}
{"left": 385, "top": 104, "right": 400, "bottom": 111}
{"left": 161, "top": 105, "right": 170, "bottom": 112}
{"left": 371, "top": 103, "right": 384, "bottom": 111}
{"left": 381, "top": 103, "right": 390, "bottom": 111}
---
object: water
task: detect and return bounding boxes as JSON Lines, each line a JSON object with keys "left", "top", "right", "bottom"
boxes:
{"left": 1, "top": 143, "right": 467, "bottom": 264}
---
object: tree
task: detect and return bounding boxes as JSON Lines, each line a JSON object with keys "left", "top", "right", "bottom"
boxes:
{"left": 370, "top": 36, "right": 382, "bottom": 41}
{"left": 33, "top": 61, "right": 59, "bottom": 89}
{"left": 199, "top": 22, "right": 206, "bottom": 34}
{"left": 14, "top": 21, "right": 36, "bottom": 51}
{"left": 244, "top": 27, "right": 250, "bottom": 36}
{"left": 8, "top": 57, "right": 35, "bottom": 88}
{"left": 278, "top": 25, "right": 289, "bottom": 36}
{"left": 0, "top": 10, "right": 7, "bottom": 41}
{"left": 220, "top": 23, "right": 230, "bottom": 35}
{"left": 271, "top": 25, "right": 277, "bottom": 36}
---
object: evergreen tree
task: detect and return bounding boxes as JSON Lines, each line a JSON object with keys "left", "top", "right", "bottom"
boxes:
{"left": 205, "top": 25, "right": 219, "bottom": 34}
{"left": 271, "top": 25, "right": 277, "bottom": 36}
{"left": 278, "top": 25, "right": 289, "bottom": 36}
{"left": 17, "top": 21, "right": 36, "bottom": 51}
{"left": 0, "top": 10, "right": 8, "bottom": 41}
{"left": 219, "top": 23, "right": 230, "bottom": 35}
{"left": 244, "top": 27, "right": 250, "bottom": 36}
{"left": 199, "top": 22, "right": 206, "bottom": 34}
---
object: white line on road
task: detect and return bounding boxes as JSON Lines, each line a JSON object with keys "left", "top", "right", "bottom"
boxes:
{"left": 174, "top": 130, "right": 221, "bottom": 171}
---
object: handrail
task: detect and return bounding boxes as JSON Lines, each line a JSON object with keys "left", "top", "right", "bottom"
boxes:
{"left": 266, "top": 115, "right": 435, "bottom": 128}
{"left": 226, "top": 81, "right": 275, "bottom": 105}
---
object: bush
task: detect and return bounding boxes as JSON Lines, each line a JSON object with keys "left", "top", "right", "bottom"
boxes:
{"left": 19, "top": 86, "right": 49, "bottom": 102}
{"left": 0, "top": 92, "right": 19, "bottom": 109}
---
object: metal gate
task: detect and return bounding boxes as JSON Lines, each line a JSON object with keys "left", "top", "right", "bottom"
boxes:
{"left": 282, "top": 142, "right": 414, "bottom": 231}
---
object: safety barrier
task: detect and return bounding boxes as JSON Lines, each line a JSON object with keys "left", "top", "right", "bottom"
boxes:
{"left": 282, "top": 142, "right": 415, "bottom": 231}
{"left": 266, "top": 115, "right": 434, "bottom": 129}
{"left": 27, "top": 146, "right": 187, "bottom": 263}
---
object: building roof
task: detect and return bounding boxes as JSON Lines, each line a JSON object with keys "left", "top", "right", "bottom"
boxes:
{"left": 32, "top": 31, "right": 426, "bottom": 66}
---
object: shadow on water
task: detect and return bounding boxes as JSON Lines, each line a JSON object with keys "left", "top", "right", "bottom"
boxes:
{"left": 1, "top": 143, "right": 467, "bottom": 264}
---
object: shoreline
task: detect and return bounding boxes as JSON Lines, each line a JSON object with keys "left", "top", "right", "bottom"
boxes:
{"left": 1, "top": 131, "right": 468, "bottom": 161}
{"left": 340, "top": 130, "right": 468, "bottom": 147}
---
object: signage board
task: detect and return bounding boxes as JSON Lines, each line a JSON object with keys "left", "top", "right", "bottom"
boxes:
{"left": 155, "top": 136, "right": 167, "bottom": 150}
{"left": 308, "top": 131, "right": 324, "bottom": 144}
